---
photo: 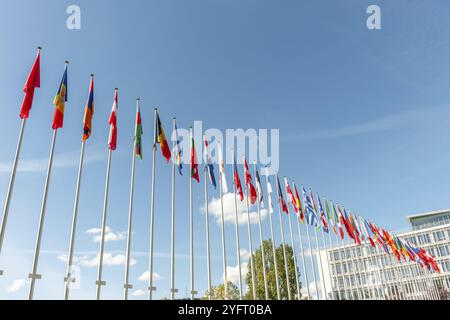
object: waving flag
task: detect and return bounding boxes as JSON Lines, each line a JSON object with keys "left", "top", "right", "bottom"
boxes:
{"left": 156, "top": 112, "right": 171, "bottom": 162}
{"left": 204, "top": 137, "right": 216, "bottom": 188}
{"left": 349, "top": 213, "right": 361, "bottom": 245}
{"left": 325, "top": 199, "right": 336, "bottom": 234}
{"left": 284, "top": 177, "right": 298, "bottom": 213}
{"left": 217, "top": 142, "right": 228, "bottom": 193}
{"left": 293, "top": 183, "right": 304, "bottom": 222}
{"left": 264, "top": 168, "right": 274, "bottom": 213}
{"left": 302, "top": 186, "right": 317, "bottom": 226}
{"left": 52, "top": 63, "right": 68, "bottom": 129}
{"left": 362, "top": 218, "right": 376, "bottom": 247}
{"left": 233, "top": 157, "right": 244, "bottom": 201}
{"left": 173, "top": 121, "right": 183, "bottom": 175}
{"left": 341, "top": 207, "right": 356, "bottom": 242}
{"left": 243, "top": 158, "right": 257, "bottom": 205}
{"left": 19, "top": 48, "right": 41, "bottom": 119}
{"left": 317, "top": 195, "right": 329, "bottom": 233}
{"left": 134, "top": 101, "right": 143, "bottom": 159}
{"left": 276, "top": 176, "right": 288, "bottom": 214}
{"left": 190, "top": 135, "right": 199, "bottom": 183}
{"left": 82, "top": 75, "right": 94, "bottom": 141}
{"left": 336, "top": 205, "right": 346, "bottom": 239}
{"left": 254, "top": 165, "right": 264, "bottom": 207}
{"left": 108, "top": 89, "right": 118, "bottom": 151}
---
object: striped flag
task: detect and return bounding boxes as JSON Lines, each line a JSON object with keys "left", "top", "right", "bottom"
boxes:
{"left": 276, "top": 175, "right": 288, "bottom": 214}
{"left": 233, "top": 157, "right": 244, "bottom": 201}
{"left": 156, "top": 112, "right": 171, "bottom": 162}
{"left": 204, "top": 137, "right": 216, "bottom": 188}
{"left": 302, "top": 186, "right": 317, "bottom": 226}
{"left": 317, "top": 194, "right": 329, "bottom": 233}
{"left": 82, "top": 76, "right": 94, "bottom": 141}
{"left": 52, "top": 64, "right": 68, "bottom": 129}
{"left": 190, "top": 135, "right": 199, "bottom": 183}
{"left": 19, "top": 49, "right": 41, "bottom": 119}
{"left": 254, "top": 165, "right": 264, "bottom": 207}
{"left": 332, "top": 202, "right": 344, "bottom": 239}
{"left": 293, "top": 183, "right": 305, "bottom": 222}
{"left": 284, "top": 177, "right": 298, "bottom": 213}
{"left": 243, "top": 158, "right": 257, "bottom": 205}
{"left": 108, "top": 89, "right": 118, "bottom": 151}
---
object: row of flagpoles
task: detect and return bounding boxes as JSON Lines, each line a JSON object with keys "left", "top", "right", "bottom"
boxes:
{"left": 0, "top": 48, "right": 442, "bottom": 300}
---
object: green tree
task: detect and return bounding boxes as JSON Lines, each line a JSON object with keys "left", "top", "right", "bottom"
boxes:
{"left": 204, "top": 281, "right": 240, "bottom": 300}
{"left": 245, "top": 239, "right": 301, "bottom": 300}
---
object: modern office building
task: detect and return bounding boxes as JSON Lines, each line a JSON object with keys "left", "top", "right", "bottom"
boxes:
{"left": 319, "top": 209, "right": 450, "bottom": 300}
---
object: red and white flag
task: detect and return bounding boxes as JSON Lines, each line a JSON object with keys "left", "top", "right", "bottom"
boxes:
{"left": 108, "top": 89, "right": 118, "bottom": 151}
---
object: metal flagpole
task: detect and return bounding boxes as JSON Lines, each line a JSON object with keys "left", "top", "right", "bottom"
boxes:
{"left": 232, "top": 172, "right": 243, "bottom": 299}
{"left": 347, "top": 241, "right": 363, "bottom": 300}
{"left": 326, "top": 232, "right": 338, "bottom": 299}
{"left": 218, "top": 143, "right": 228, "bottom": 299}
{"left": 28, "top": 128, "right": 58, "bottom": 300}
{"left": 321, "top": 229, "right": 334, "bottom": 300}
{"left": 371, "top": 246, "right": 385, "bottom": 300}
{"left": 123, "top": 98, "right": 140, "bottom": 300}
{"left": 265, "top": 171, "right": 281, "bottom": 300}
{"left": 204, "top": 162, "right": 212, "bottom": 299}
{"left": 64, "top": 140, "right": 85, "bottom": 300}
{"left": 305, "top": 221, "right": 319, "bottom": 299}
{"left": 287, "top": 207, "right": 301, "bottom": 299}
{"left": 170, "top": 118, "right": 178, "bottom": 300}
{"left": 95, "top": 149, "right": 112, "bottom": 300}
{"left": 0, "top": 118, "right": 27, "bottom": 276}
{"left": 337, "top": 235, "right": 351, "bottom": 299}
{"left": 244, "top": 182, "right": 256, "bottom": 299}
{"left": 189, "top": 127, "right": 197, "bottom": 300}
{"left": 254, "top": 164, "right": 268, "bottom": 300}
{"left": 364, "top": 244, "right": 378, "bottom": 300}
{"left": 314, "top": 227, "right": 328, "bottom": 299}
{"left": 296, "top": 216, "right": 310, "bottom": 300}
{"left": 275, "top": 177, "right": 291, "bottom": 300}
{"left": 376, "top": 247, "right": 391, "bottom": 300}
{"left": 147, "top": 108, "right": 158, "bottom": 300}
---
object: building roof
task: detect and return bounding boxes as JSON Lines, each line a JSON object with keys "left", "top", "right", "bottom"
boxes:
{"left": 406, "top": 208, "right": 450, "bottom": 222}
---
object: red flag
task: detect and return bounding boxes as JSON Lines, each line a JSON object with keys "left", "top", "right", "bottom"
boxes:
{"left": 108, "top": 89, "right": 118, "bottom": 151}
{"left": 233, "top": 159, "right": 244, "bottom": 201}
{"left": 19, "top": 49, "right": 41, "bottom": 119}
{"left": 276, "top": 176, "right": 288, "bottom": 214}
{"left": 190, "top": 136, "right": 199, "bottom": 182}
{"left": 284, "top": 177, "right": 298, "bottom": 213}
{"left": 243, "top": 158, "right": 257, "bottom": 204}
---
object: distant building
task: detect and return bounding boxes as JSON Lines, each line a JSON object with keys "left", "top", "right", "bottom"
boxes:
{"left": 319, "top": 209, "right": 450, "bottom": 299}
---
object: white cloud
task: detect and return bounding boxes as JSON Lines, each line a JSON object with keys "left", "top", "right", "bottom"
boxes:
{"left": 7, "top": 279, "right": 27, "bottom": 292}
{"left": 0, "top": 144, "right": 106, "bottom": 173}
{"left": 85, "top": 226, "right": 126, "bottom": 243}
{"left": 132, "top": 289, "right": 146, "bottom": 297}
{"left": 226, "top": 262, "right": 248, "bottom": 285}
{"left": 239, "top": 248, "right": 251, "bottom": 261}
{"left": 137, "top": 271, "right": 162, "bottom": 282}
{"left": 57, "top": 253, "right": 135, "bottom": 268}
{"left": 207, "top": 193, "right": 268, "bottom": 226}
{"left": 301, "top": 281, "right": 321, "bottom": 300}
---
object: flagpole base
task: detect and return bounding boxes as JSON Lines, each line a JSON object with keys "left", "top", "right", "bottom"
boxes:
{"left": 28, "top": 273, "right": 42, "bottom": 280}
{"left": 96, "top": 280, "right": 106, "bottom": 286}
{"left": 124, "top": 284, "right": 133, "bottom": 289}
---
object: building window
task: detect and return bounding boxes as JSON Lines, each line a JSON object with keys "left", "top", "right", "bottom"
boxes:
{"left": 417, "top": 234, "right": 431, "bottom": 245}
{"left": 441, "top": 260, "right": 450, "bottom": 272}
{"left": 437, "top": 245, "right": 450, "bottom": 257}
{"left": 433, "top": 230, "right": 445, "bottom": 242}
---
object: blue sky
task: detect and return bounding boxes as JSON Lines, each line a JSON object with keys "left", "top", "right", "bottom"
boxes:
{"left": 1, "top": 0, "right": 450, "bottom": 299}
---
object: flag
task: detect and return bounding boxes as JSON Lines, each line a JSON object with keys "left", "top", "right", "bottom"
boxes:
{"left": 284, "top": 177, "right": 298, "bottom": 213}
{"left": 217, "top": 142, "right": 228, "bottom": 193}
{"left": 190, "top": 136, "right": 199, "bottom": 183}
{"left": 204, "top": 137, "right": 216, "bottom": 188}
{"left": 293, "top": 183, "right": 305, "bottom": 222}
{"left": 325, "top": 199, "right": 336, "bottom": 234}
{"left": 254, "top": 165, "right": 264, "bottom": 207}
{"left": 335, "top": 205, "right": 346, "bottom": 239}
{"left": 243, "top": 158, "right": 257, "bottom": 205}
{"left": 362, "top": 218, "right": 376, "bottom": 247}
{"left": 134, "top": 102, "right": 143, "bottom": 159}
{"left": 108, "top": 89, "right": 118, "bottom": 151}
{"left": 349, "top": 213, "right": 361, "bottom": 245}
{"left": 52, "top": 64, "right": 68, "bottom": 129}
{"left": 302, "top": 186, "right": 318, "bottom": 226}
{"left": 342, "top": 207, "right": 356, "bottom": 242}
{"left": 265, "top": 168, "right": 274, "bottom": 214}
{"left": 309, "top": 189, "right": 317, "bottom": 212}
{"left": 317, "top": 195, "right": 329, "bottom": 233}
{"left": 276, "top": 176, "right": 288, "bottom": 214}
{"left": 233, "top": 157, "right": 244, "bottom": 201}
{"left": 19, "top": 49, "right": 41, "bottom": 119}
{"left": 173, "top": 121, "right": 183, "bottom": 175}
{"left": 156, "top": 112, "right": 171, "bottom": 162}
{"left": 82, "top": 76, "right": 94, "bottom": 141}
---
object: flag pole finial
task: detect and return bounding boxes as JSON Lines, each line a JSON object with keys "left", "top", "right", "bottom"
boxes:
{"left": 136, "top": 97, "right": 140, "bottom": 101}
{"left": 115, "top": 87, "right": 118, "bottom": 91}
{"left": 37, "top": 46, "right": 42, "bottom": 51}
{"left": 65, "top": 60, "right": 69, "bottom": 64}
{"left": 90, "top": 74, "right": 94, "bottom": 77}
